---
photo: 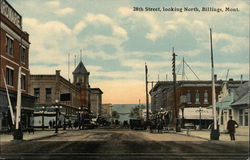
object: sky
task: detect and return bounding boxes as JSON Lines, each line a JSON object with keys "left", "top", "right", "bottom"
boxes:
{"left": 8, "top": 0, "right": 249, "bottom": 104}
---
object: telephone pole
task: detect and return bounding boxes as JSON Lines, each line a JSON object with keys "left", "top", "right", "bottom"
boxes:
{"left": 145, "top": 63, "right": 149, "bottom": 122}
{"left": 172, "top": 48, "right": 180, "bottom": 132}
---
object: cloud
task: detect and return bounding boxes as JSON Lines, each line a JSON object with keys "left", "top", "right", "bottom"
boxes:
{"left": 118, "top": 7, "right": 166, "bottom": 41}
{"left": 46, "top": 0, "right": 60, "bottom": 7}
{"left": 213, "top": 33, "right": 248, "bottom": 54}
{"left": 83, "top": 13, "right": 128, "bottom": 39}
{"left": 55, "top": 7, "right": 75, "bottom": 16}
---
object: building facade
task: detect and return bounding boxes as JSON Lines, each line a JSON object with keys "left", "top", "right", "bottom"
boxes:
{"left": 150, "top": 79, "right": 244, "bottom": 128}
{"left": 29, "top": 61, "right": 103, "bottom": 127}
{"left": 90, "top": 88, "right": 103, "bottom": 117}
{"left": 0, "top": 0, "right": 35, "bottom": 131}
{"left": 101, "top": 103, "right": 112, "bottom": 120}
{"left": 217, "top": 81, "right": 249, "bottom": 135}
{"left": 29, "top": 70, "right": 81, "bottom": 127}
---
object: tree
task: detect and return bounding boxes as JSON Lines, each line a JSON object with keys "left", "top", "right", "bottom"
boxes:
{"left": 112, "top": 111, "right": 120, "bottom": 119}
{"left": 129, "top": 105, "right": 145, "bottom": 119}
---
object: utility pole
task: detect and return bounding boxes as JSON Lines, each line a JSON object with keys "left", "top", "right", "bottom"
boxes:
{"left": 145, "top": 63, "right": 149, "bottom": 123}
{"left": 172, "top": 48, "right": 180, "bottom": 132}
{"left": 210, "top": 28, "right": 219, "bottom": 140}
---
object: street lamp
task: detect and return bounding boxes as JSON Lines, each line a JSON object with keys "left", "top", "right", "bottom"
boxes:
{"left": 42, "top": 106, "right": 45, "bottom": 130}
{"left": 199, "top": 107, "right": 202, "bottom": 130}
{"left": 78, "top": 107, "right": 81, "bottom": 130}
{"left": 55, "top": 100, "right": 62, "bottom": 133}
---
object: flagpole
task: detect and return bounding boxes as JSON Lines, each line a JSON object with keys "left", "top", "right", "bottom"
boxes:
{"left": 210, "top": 28, "right": 220, "bottom": 140}
{"left": 2, "top": 69, "right": 15, "bottom": 125}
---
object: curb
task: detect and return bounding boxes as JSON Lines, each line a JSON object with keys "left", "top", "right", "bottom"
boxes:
{"left": 173, "top": 132, "right": 210, "bottom": 141}
{"left": 26, "top": 131, "right": 67, "bottom": 142}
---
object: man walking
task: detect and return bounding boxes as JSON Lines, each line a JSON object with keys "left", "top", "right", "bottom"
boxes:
{"left": 227, "top": 116, "right": 239, "bottom": 141}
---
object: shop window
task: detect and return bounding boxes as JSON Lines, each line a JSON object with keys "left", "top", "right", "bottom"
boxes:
{"left": 6, "top": 36, "right": 14, "bottom": 56}
{"left": 46, "top": 88, "right": 52, "bottom": 102}
{"left": 6, "top": 67, "right": 14, "bottom": 86}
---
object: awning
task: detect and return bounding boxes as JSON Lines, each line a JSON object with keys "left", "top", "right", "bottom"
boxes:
{"left": 179, "top": 107, "right": 213, "bottom": 120}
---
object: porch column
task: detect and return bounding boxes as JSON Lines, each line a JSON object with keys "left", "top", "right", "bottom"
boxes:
{"left": 231, "top": 109, "right": 235, "bottom": 120}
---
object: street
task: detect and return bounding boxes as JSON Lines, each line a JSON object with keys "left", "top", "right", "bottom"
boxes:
{"left": 0, "top": 129, "right": 248, "bottom": 160}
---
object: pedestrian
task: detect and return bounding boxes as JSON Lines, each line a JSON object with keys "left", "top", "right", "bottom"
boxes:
{"left": 52, "top": 119, "right": 55, "bottom": 128}
{"left": 49, "top": 120, "right": 52, "bottom": 129}
{"left": 74, "top": 120, "right": 78, "bottom": 129}
{"left": 68, "top": 120, "right": 73, "bottom": 129}
{"left": 227, "top": 116, "right": 239, "bottom": 141}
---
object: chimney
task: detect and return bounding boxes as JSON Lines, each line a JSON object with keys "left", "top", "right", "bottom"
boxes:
{"left": 214, "top": 74, "right": 217, "bottom": 81}
{"left": 56, "top": 70, "right": 61, "bottom": 76}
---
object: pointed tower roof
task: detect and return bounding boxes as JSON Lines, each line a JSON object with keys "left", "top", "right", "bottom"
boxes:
{"left": 73, "top": 61, "right": 89, "bottom": 74}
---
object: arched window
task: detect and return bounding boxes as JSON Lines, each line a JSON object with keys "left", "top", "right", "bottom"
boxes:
{"left": 186, "top": 91, "right": 191, "bottom": 104}
{"left": 195, "top": 90, "right": 200, "bottom": 104}
{"left": 204, "top": 90, "right": 208, "bottom": 104}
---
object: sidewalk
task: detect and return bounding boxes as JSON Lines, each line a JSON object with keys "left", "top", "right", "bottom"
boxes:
{"left": 0, "top": 129, "right": 66, "bottom": 142}
{"left": 176, "top": 129, "right": 249, "bottom": 141}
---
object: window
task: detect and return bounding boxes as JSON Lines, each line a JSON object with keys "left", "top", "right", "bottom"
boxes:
{"left": 187, "top": 91, "right": 191, "bottom": 104}
{"left": 239, "top": 109, "right": 243, "bottom": 126}
{"left": 46, "top": 88, "right": 52, "bottom": 102}
{"left": 204, "top": 90, "right": 208, "bottom": 104}
{"left": 34, "top": 88, "right": 40, "bottom": 103}
{"left": 6, "top": 36, "right": 14, "bottom": 56}
{"left": 6, "top": 67, "right": 14, "bottom": 86}
{"left": 21, "top": 74, "right": 26, "bottom": 90}
{"left": 244, "top": 109, "right": 248, "bottom": 126}
{"left": 195, "top": 91, "right": 200, "bottom": 104}
{"left": 20, "top": 46, "right": 26, "bottom": 63}
{"left": 221, "top": 111, "right": 224, "bottom": 125}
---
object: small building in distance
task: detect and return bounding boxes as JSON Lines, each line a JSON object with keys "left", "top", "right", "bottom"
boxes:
{"left": 101, "top": 103, "right": 113, "bottom": 120}
{"left": 90, "top": 88, "right": 103, "bottom": 117}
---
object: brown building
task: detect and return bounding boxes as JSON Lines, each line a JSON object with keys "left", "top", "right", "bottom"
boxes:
{"left": 72, "top": 61, "right": 90, "bottom": 111}
{"left": 0, "top": 0, "right": 35, "bottom": 131}
{"left": 29, "top": 70, "right": 81, "bottom": 125}
{"left": 150, "top": 79, "right": 244, "bottom": 128}
{"left": 29, "top": 61, "right": 103, "bottom": 127}
{"left": 90, "top": 88, "right": 103, "bottom": 117}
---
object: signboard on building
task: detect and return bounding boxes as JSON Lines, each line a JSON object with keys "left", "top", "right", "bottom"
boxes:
{"left": 60, "top": 93, "right": 71, "bottom": 101}
{"left": 0, "top": 0, "right": 22, "bottom": 29}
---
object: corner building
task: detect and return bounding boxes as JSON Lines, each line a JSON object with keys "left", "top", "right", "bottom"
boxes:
{"left": 0, "top": 0, "right": 35, "bottom": 131}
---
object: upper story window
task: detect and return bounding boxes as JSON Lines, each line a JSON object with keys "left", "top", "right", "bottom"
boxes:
{"left": 21, "top": 74, "right": 26, "bottom": 90}
{"left": 195, "top": 90, "right": 200, "bottom": 104}
{"left": 34, "top": 88, "right": 40, "bottom": 103}
{"left": 20, "top": 46, "right": 26, "bottom": 63}
{"left": 204, "top": 90, "right": 208, "bottom": 104}
{"left": 46, "top": 88, "right": 52, "bottom": 102}
{"left": 6, "top": 36, "right": 14, "bottom": 56}
{"left": 6, "top": 67, "right": 14, "bottom": 86}
{"left": 186, "top": 91, "right": 191, "bottom": 104}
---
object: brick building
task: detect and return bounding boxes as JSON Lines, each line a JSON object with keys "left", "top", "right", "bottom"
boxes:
{"left": 90, "top": 88, "right": 103, "bottom": 117}
{"left": 29, "top": 61, "right": 103, "bottom": 127}
{"left": 0, "top": 0, "right": 35, "bottom": 131}
{"left": 150, "top": 79, "right": 244, "bottom": 128}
